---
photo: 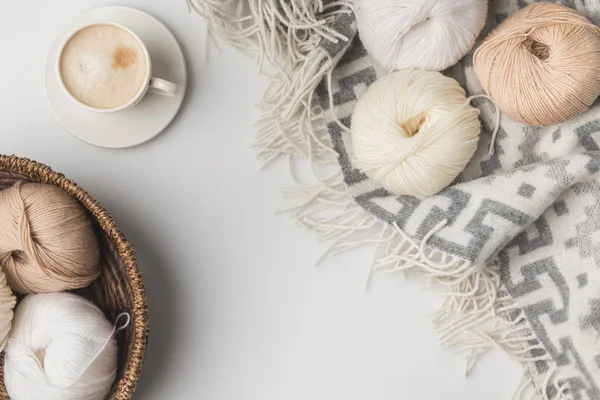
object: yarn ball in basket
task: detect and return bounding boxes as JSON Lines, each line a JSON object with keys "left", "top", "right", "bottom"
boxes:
{"left": 355, "top": 0, "right": 488, "bottom": 71}
{"left": 473, "top": 2, "right": 600, "bottom": 126}
{"left": 4, "top": 293, "right": 120, "bottom": 400}
{"left": 0, "top": 182, "right": 100, "bottom": 294}
{"left": 351, "top": 69, "right": 481, "bottom": 198}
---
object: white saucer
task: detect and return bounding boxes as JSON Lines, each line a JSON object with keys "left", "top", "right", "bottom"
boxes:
{"left": 46, "top": 7, "right": 187, "bottom": 148}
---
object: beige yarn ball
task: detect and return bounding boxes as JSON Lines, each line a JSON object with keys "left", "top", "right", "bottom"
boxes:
{"left": 0, "top": 182, "right": 100, "bottom": 294}
{"left": 473, "top": 2, "right": 600, "bottom": 126}
{"left": 351, "top": 70, "right": 481, "bottom": 198}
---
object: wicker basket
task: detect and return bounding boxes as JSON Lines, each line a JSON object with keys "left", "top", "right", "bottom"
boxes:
{"left": 0, "top": 155, "right": 148, "bottom": 400}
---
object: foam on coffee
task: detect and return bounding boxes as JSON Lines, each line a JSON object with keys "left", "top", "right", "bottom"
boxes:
{"left": 59, "top": 24, "right": 147, "bottom": 109}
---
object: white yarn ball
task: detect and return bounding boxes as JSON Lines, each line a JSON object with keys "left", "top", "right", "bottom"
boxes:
{"left": 351, "top": 70, "right": 481, "bottom": 198}
{"left": 0, "top": 268, "right": 15, "bottom": 351}
{"left": 355, "top": 0, "right": 488, "bottom": 71}
{"left": 4, "top": 293, "right": 118, "bottom": 400}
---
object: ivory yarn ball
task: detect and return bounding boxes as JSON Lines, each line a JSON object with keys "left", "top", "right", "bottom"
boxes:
{"left": 355, "top": 0, "right": 488, "bottom": 71}
{"left": 473, "top": 2, "right": 600, "bottom": 126}
{"left": 0, "top": 182, "right": 100, "bottom": 294}
{"left": 351, "top": 70, "right": 481, "bottom": 198}
{"left": 4, "top": 293, "right": 118, "bottom": 400}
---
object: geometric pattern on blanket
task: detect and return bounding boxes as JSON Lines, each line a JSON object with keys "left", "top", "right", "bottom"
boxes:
{"left": 317, "top": 1, "right": 600, "bottom": 398}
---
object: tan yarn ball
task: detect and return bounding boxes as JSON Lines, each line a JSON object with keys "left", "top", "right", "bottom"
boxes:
{"left": 473, "top": 2, "right": 600, "bottom": 126}
{"left": 0, "top": 182, "right": 100, "bottom": 294}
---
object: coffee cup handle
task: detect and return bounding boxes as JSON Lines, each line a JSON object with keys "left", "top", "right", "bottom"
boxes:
{"left": 148, "top": 77, "right": 180, "bottom": 97}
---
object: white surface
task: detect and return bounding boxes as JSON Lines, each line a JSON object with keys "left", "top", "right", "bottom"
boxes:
{"left": 47, "top": 7, "right": 187, "bottom": 148}
{"left": 0, "top": 1, "right": 521, "bottom": 399}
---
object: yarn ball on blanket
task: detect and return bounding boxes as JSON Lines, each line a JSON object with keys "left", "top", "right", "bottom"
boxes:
{"left": 355, "top": 0, "right": 488, "bottom": 71}
{"left": 0, "top": 182, "right": 100, "bottom": 294}
{"left": 351, "top": 70, "right": 481, "bottom": 198}
{"left": 473, "top": 2, "right": 600, "bottom": 126}
{"left": 4, "top": 293, "right": 119, "bottom": 400}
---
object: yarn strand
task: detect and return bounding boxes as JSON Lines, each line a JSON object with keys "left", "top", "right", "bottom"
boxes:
{"left": 69, "top": 312, "right": 131, "bottom": 387}
{"left": 466, "top": 94, "right": 501, "bottom": 156}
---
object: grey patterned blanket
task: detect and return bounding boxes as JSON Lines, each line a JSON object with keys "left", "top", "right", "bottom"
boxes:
{"left": 193, "top": 0, "right": 600, "bottom": 398}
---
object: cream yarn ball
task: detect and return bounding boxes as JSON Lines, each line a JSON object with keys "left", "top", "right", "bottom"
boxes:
{"left": 4, "top": 293, "right": 120, "bottom": 400}
{"left": 355, "top": 0, "right": 488, "bottom": 71}
{"left": 351, "top": 70, "right": 481, "bottom": 198}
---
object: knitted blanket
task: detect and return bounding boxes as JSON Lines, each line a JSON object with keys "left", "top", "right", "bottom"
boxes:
{"left": 192, "top": 0, "right": 600, "bottom": 398}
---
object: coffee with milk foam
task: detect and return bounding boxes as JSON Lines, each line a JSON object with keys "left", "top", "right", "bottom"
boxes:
{"left": 60, "top": 24, "right": 147, "bottom": 109}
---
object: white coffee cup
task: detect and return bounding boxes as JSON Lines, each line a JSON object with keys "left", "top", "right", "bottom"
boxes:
{"left": 56, "top": 22, "right": 179, "bottom": 113}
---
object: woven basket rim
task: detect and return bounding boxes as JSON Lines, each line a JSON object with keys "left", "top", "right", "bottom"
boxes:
{"left": 0, "top": 154, "right": 148, "bottom": 399}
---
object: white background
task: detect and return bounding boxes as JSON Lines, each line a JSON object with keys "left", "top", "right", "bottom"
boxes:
{"left": 0, "top": 1, "right": 520, "bottom": 399}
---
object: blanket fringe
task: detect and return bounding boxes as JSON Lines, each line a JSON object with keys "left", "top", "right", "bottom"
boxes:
{"left": 190, "top": 0, "right": 352, "bottom": 165}
{"left": 256, "top": 53, "right": 337, "bottom": 166}
{"left": 514, "top": 365, "right": 573, "bottom": 400}
{"left": 189, "top": 0, "right": 352, "bottom": 66}
{"left": 287, "top": 173, "right": 572, "bottom": 398}
{"left": 191, "top": 1, "right": 567, "bottom": 398}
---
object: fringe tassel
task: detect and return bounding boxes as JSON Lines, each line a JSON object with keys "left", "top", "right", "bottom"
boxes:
{"left": 189, "top": 0, "right": 352, "bottom": 66}
{"left": 256, "top": 53, "right": 338, "bottom": 165}
{"left": 190, "top": 0, "right": 353, "bottom": 165}
{"left": 513, "top": 365, "right": 573, "bottom": 400}
{"left": 283, "top": 175, "right": 571, "bottom": 399}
